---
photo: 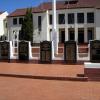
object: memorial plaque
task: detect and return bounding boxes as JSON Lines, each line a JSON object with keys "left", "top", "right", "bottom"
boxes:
{"left": 18, "top": 41, "right": 29, "bottom": 60}
{"left": 64, "top": 41, "right": 77, "bottom": 63}
{"left": 0, "top": 41, "right": 10, "bottom": 60}
{"left": 90, "top": 40, "right": 100, "bottom": 62}
{"left": 40, "top": 41, "right": 52, "bottom": 63}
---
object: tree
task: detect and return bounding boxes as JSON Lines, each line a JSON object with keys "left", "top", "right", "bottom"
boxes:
{"left": 19, "top": 8, "right": 33, "bottom": 43}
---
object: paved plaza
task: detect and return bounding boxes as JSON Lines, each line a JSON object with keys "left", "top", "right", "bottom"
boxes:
{"left": 0, "top": 62, "right": 84, "bottom": 78}
{"left": 0, "top": 62, "right": 100, "bottom": 100}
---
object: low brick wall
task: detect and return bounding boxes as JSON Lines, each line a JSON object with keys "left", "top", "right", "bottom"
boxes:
{"left": 84, "top": 68, "right": 100, "bottom": 77}
{"left": 78, "top": 48, "right": 88, "bottom": 53}
{"left": 31, "top": 47, "right": 64, "bottom": 53}
{"left": 32, "top": 48, "right": 40, "bottom": 53}
{"left": 84, "top": 62, "right": 100, "bottom": 81}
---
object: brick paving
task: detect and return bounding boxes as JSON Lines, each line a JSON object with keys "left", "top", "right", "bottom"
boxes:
{"left": 0, "top": 62, "right": 100, "bottom": 100}
{"left": 0, "top": 62, "right": 84, "bottom": 78}
{"left": 0, "top": 77, "right": 100, "bottom": 100}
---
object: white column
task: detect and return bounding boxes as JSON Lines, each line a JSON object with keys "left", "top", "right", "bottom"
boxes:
{"left": 45, "top": 11, "right": 49, "bottom": 41}
{"left": 65, "top": 27, "right": 68, "bottom": 41}
{"left": 29, "top": 41, "right": 33, "bottom": 60}
{"left": 75, "top": 13, "right": 78, "bottom": 42}
{"left": 65, "top": 12, "right": 68, "bottom": 41}
{"left": 84, "top": 28, "right": 88, "bottom": 43}
{"left": 10, "top": 41, "right": 14, "bottom": 59}
{"left": 75, "top": 27, "right": 78, "bottom": 42}
{"left": 52, "top": 0, "right": 58, "bottom": 54}
{"left": 84, "top": 12, "right": 88, "bottom": 43}
{"left": 52, "top": 0, "right": 56, "bottom": 31}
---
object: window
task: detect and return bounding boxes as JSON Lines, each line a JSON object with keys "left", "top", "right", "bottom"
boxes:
{"left": 38, "top": 16, "right": 42, "bottom": 31}
{"left": 49, "top": 29, "right": 52, "bottom": 41}
{"left": 68, "top": 13, "right": 74, "bottom": 24}
{"left": 13, "top": 18, "right": 17, "bottom": 25}
{"left": 58, "top": 14, "right": 65, "bottom": 24}
{"left": 87, "top": 12, "right": 94, "bottom": 23}
{"left": 49, "top": 15, "right": 52, "bottom": 25}
{"left": 65, "top": 0, "right": 78, "bottom": 4}
{"left": 77, "top": 13, "right": 84, "bottom": 23}
{"left": 19, "top": 18, "right": 23, "bottom": 24}
{"left": 87, "top": 28, "right": 94, "bottom": 42}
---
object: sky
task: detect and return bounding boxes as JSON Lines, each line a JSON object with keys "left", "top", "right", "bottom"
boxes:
{"left": 0, "top": 0, "right": 50, "bottom": 13}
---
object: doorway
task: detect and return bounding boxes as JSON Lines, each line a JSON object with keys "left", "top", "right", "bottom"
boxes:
{"left": 87, "top": 28, "right": 94, "bottom": 43}
{"left": 68, "top": 28, "right": 75, "bottom": 41}
{"left": 59, "top": 28, "right": 65, "bottom": 43}
{"left": 78, "top": 28, "right": 84, "bottom": 44}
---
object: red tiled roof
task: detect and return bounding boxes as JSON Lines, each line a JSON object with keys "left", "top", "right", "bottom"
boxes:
{"left": 8, "top": 7, "right": 46, "bottom": 17}
{"left": 8, "top": 0, "right": 100, "bottom": 17}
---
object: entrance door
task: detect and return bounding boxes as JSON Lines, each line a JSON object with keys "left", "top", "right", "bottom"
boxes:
{"left": 78, "top": 29, "right": 84, "bottom": 44}
{"left": 59, "top": 29, "right": 65, "bottom": 43}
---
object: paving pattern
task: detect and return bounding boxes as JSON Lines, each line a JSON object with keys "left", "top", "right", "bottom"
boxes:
{"left": 0, "top": 62, "right": 100, "bottom": 100}
{"left": 0, "top": 62, "right": 84, "bottom": 77}
{"left": 0, "top": 77, "right": 100, "bottom": 100}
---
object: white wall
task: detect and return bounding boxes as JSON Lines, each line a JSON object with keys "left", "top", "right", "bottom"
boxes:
{"left": 8, "top": 7, "right": 99, "bottom": 43}
{"left": 33, "top": 11, "right": 49, "bottom": 43}
{"left": 0, "top": 11, "right": 8, "bottom": 36}
{"left": 8, "top": 12, "right": 49, "bottom": 43}
{"left": 33, "top": 12, "right": 42, "bottom": 43}
{"left": 48, "top": 8, "right": 95, "bottom": 42}
{"left": 96, "top": 9, "right": 100, "bottom": 40}
{"left": 7, "top": 16, "right": 24, "bottom": 41}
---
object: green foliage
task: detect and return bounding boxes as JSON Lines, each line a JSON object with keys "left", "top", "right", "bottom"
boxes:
{"left": 19, "top": 8, "right": 33, "bottom": 42}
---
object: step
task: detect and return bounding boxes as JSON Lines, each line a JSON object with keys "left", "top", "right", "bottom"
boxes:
{"left": 0, "top": 73, "right": 88, "bottom": 81}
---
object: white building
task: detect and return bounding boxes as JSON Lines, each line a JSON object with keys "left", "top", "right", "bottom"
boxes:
{"left": 7, "top": 0, "right": 100, "bottom": 44}
{"left": 0, "top": 11, "right": 8, "bottom": 38}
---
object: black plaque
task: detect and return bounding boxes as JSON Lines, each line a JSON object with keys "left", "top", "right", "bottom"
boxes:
{"left": 18, "top": 41, "right": 29, "bottom": 60}
{"left": 40, "top": 41, "right": 52, "bottom": 63}
{"left": 64, "top": 41, "right": 77, "bottom": 63}
{"left": 90, "top": 40, "right": 100, "bottom": 63}
{"left": 0, "top": 41, "right": 10, "bottom": 60}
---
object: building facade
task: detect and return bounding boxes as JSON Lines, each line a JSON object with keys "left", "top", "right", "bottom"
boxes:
{"left": 0, "top": 11, "right": 8, "bottom": 38}
{"left": 7, "top": 0, "right": 100, "bottom": 44}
